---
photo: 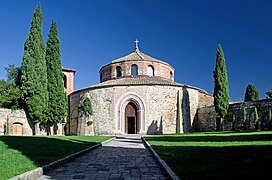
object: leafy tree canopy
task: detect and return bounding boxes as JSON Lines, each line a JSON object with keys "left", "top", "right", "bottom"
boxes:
{"left": 0, "top": 64, "right": 22, "bottom": 110}
{"left": 78, "top": 97, "right": 93, "bottom": 117}
{"left": 4, "top": 64, "right": 21, "bottom": 84}
{"left": 244, "top": 84, "right": 259, "bottom": 101}
{"left": 266, "top": 89, "right": 272, "bottom": 99}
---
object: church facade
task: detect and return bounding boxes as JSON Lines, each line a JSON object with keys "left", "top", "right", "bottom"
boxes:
{"left": 66, "top": 46, "right": 213, "bottom": 135}
{"left": 2, "top": 45, "right": 270, "bottom": 136}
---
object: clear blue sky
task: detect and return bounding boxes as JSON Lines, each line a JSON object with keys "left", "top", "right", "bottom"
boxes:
{"left": 0, "top": 0, "right": 271, "bottom": 102}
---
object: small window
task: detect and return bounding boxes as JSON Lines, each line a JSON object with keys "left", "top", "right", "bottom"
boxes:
{"left": 131, "top": 64, "right": 138, "bottom": 76}
{"left": 63, "top": 74, "right": 67, "bottom": 88}
{"left": 116, "top": 66, "right": 122, "bottom": 78}
{"left": 170, "top": 71, "right": 173, "bottom": 80}
{"left": 147, "top": 65, "right": 154, "bottom": 76}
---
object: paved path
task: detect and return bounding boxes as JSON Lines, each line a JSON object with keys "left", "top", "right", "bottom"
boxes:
{"left": 40, "top": 136, "right": 167, "bottom": 180}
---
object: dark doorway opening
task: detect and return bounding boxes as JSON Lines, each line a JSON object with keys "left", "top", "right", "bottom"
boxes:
{"left": 125, "top": 102, "right": 138, "bottom": 134}
{"left": 128, "top": 117, "right": 136, "bottom": 134}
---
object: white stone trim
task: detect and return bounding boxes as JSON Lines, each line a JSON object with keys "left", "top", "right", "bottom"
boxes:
{"left": 115, "top": 92, "right": 146, "bottom": 134}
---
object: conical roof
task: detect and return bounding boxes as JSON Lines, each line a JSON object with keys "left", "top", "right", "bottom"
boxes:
{"left": 110, "top": 48, "right": 172, "bottom": 67}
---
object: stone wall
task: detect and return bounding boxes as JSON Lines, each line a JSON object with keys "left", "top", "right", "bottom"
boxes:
{"left": 194, "top": 106, "right": 217, "bottom": 132}
{"left": 0, "top": 108, "right": 32, "bottom": 136}
{"left": 198, "top": 93, "right": 214, "bottom": 108}
{"left": 0, "top": 108, "right": 66, "bottom": 136}
{"left": 67, "top": 85, "right": 213, "bottom": 135}
{"left": 195, "top": 99, "right": 272, "bottom": 132}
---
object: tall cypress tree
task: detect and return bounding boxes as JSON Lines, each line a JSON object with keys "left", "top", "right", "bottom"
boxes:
{"left": 244, "top": 84, "right": 259, "bottom": 101}
{"left": 21, "top": 4, "right": 48, "bottom": 124}
{"left": 46, "top": 20, "right": 67, "bottom": 126}
{"left": 213, "top": 44, "right": 230, "bottom": 119}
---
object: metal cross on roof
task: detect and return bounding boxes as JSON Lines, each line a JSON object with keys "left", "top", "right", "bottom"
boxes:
{"left": 135, "top": 39, "right": 139, "bottom": 49}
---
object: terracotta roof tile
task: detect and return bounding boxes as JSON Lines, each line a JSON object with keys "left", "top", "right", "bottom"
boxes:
{"left": 111, "top": 48, "right": 172, "bottom": 67}
{"left": 73, "top": 76, "right": 210, "bottom": 95}
{"left": 95, "top": 76, "right": 180, "bottom": 86}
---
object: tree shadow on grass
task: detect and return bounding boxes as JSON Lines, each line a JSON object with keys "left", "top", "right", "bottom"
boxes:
{"left": 151, "top": 144, "right": 272, "bottom": 180}
{"left": 145, "top": 133, "right": 272, "bottom": 142}
{"left": 0, "top": 136, "right": 100, "bottom": 167}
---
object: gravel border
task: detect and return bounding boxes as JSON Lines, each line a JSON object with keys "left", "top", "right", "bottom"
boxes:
{"left": 8, "top": 136, "right": 115, "bottom": 180}
{"left": 141, "top": 137, "right": 180, "bottom": 180}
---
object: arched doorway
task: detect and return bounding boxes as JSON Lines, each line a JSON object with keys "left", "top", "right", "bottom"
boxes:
{"left": 125, "top": 102, "right": 138, "bottom": 134}
{"left": 116, "top": 92, "right": 146, "bottom": 135}
{"left": 12, "top": 122, "right": 23, "bottom": 135}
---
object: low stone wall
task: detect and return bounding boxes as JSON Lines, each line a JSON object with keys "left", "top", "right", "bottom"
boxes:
{"left": 0, "top": 108, "right": 66, "bottom": 136}
{"left": 0, "top": 108, "right": 32, "bottom": 136}
{"left": 195, "top": 99, "right": 272, "bottom": 132}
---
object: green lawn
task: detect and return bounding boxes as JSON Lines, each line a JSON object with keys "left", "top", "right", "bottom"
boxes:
{"left": 0, "top": 136, "right": 111, "bottom": 180}
{"left": 145, "top": 131, "right": 272, "bottom": 180}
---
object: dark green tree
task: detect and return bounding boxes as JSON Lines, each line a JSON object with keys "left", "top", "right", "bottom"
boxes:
{"left": 243, "top": 107, "right": 247, "bottom": 123}
{"left": 78, "top": 97, "right": 93, "bottom": 117}
{"left": 244, "top": 84, "right": 259, "bottom": 101}
{"left": 269, "top": 109, "right": 272, "bottom": 122}
{"left": 266, "top": 89, "right": 272, "bottom": 98}
{"left": 254, "top": 107, "right": 259, "bottom": 125}
{"left": 213, "top": 44, "right": 230, "bottom": 120}
{"left": 5, "top": 64, "right": 21, "bottom": 85}
{"left": 0, "top": 64, "right": 23, "bottom": 110}
{"left": 45, "top": 20, "right": 67, "bottom": 127}
{"left": 0, "top": 81, "right": 21, "bottom": 110}
{"left": 254, "top": 107, "right": 260, "bottom": 130}
{"left": 242, "top": 107, "right": 247, "bottom": 129}
{"left": 21, "top": 4, "right": 48, "bottom": 124}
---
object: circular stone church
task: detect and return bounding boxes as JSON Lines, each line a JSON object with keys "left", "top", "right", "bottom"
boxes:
{"left": 67, "top": 44, "right": 213, "bottom": 135}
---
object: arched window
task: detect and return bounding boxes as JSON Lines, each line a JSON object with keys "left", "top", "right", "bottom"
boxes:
{"left": 116, "top": 66, "right": 122, "bottom": 77}
{"left": 147, "top": 65, "right": 154, "bottom": 76}
{"left": 131, "top": 64, "right": 138, "bottom": 76}
{"left": 170, "top": 71, "right": 173, "bottom": 80}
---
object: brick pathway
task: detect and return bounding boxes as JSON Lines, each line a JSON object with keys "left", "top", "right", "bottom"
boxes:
{"left": 40, "top": 136, "right": 167, "bottom": 180}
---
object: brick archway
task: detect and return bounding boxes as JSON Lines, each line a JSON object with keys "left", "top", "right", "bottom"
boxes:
{"left": 116, "top": 92, "right": 146, "bottom": 135}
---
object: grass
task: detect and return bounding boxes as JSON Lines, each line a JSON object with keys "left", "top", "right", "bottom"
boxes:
{"left": 145, "top": 131, "right": 272, "bottom": 180}
{"left": 0, "top": 135, "right": 111, "bottom": 180}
